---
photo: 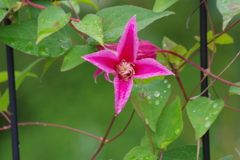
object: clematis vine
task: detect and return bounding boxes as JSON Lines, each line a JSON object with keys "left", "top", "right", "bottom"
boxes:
{"left": 82, "top": 16, "right": 174, "bottom": 115}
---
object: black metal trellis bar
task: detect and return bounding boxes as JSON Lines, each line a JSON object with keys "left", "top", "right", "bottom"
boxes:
{"left": 200, "top": 0, "right": 210, "bottom": 160}
{"left": 5, "top": 19, "right": 20, "bottom": 160}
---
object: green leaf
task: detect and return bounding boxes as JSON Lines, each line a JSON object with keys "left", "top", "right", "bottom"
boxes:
{"left": 217, "top": 0, "right": 240, "bottom": 30}
{"left": 134, "top": 76, "right": 164, "bottom": 85}
{"left": 229, "top": 82, "right": 240, "bottom": 95}
{"left": 0, "top": 58, "right": 43, "bottom": 111}
{"left": 96, "top": 6, "right": 174, "bottom": 42}
{"left": 124, "top": 146, "right": 157, "bottom": 160}
{"left": 26, "top": 0, "right": 53, "bottom": 19}
{"left": 0, "top": 19, "right": 72, "bottom": 57}
{"left": 72, "top": 14, "right": 104, "bottom": 46}
{"left": 162, "top": 36, "right": 177, "bottom": 50}
{"left": 76, "top": 0, "right": 99, "bottom": 11}
{"left": 186, "top": 97, "right": 224, "bottom": 139}
{"left": 153, "top": 0, "right": 178, "bottom": 12}
{"left": 0, "top": 71, "right": 37, "bottom": 83}
{"left": 40, "top": 58, "right": 58, "bottom": 81}
{"left": 36, "top": 7, "right": 71, "bottom": 44}
{"left": 61, "top": 45, "right": 95, "bottom": 71}
{"left": 0, "top": 9, "right": 8, "bottom": 22}
{"left": 60, "top": 1, "right": 80, "bottom": 14}
{"left": 163, "top": 145, "right": 203, "bottom": 160}
{"left": 131, "top": 79, "right": 171, "bottom": 131}
{"left": 169, "top": 45, "right": 187, "bottom": 67}
{"left": 149, "top": 97, "right": 182, "bottom": 149}
{"left": 219, "top": 155, "right": 233, "bottom": 160}
{"left": 0, "top": 0, "right": 16, "bottom": 22}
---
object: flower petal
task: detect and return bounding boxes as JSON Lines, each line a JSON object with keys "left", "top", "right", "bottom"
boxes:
{"left": 82, "top": 50, "right": 118, "bottom": 74}
{"left": 114, "top": 76, "right": 133, "bottom": 115}
{"left": 104, "top": 73, "right": 113, "bottom": 83}
{"left": 117, "top": 16, "right": 138, "bottom": 63}
{"left": 134, "top": 58, "right": 174, "bottom": 79}
{"left": 137, "top": 40, "right": 157, "bottom": 60}
{"left": 94, "top": 68, "right": 104, "bottom": 83}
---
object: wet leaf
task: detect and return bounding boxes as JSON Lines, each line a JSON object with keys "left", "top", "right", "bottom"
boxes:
{"left": 61, "top": 45, "right": 95, "bottom": 71}
{"left": 163, "top": 145, "right": 203, "bottom": 160}
{"left": 76, "top": 0, "right": 99, "bottom": 11}
{"left": 149, "top": 97, "right": 182, "bottom": 149}
{"left": 0, "top": 19, "right": 72, "bottom": 57}
{"left": 153, "top": 0, "right": 178, "bottom": 12}
{"left": 229, "top": 82, "right": 240, "bottom": 95}
{"left": 162, "top": 36, "right": 177, "bottom": 50}
{"left": 217, "top": 0, "right": 240, "bottom": 30}
{"left": 186, "top": 97, "right": 224, "bottom": 139}
{"left": 131, "top": 79, "right": 171, "bottom": 131}
{"left": 0, "top": 58, "right": 43, "bottom": 111}
{"left": 36, "top": 6, "right": 71, "bottom": 44}
{"left": 0, "top": 0, "right": 16, "bottom": 22}
{"left": 96, "top": 6, "right": 174, "bottom": 42}
{"left": 124, "top": 146, "right": 157, "bottom": 160}
{"left": 72, "top": 14, "right": 104, "bottom": 46}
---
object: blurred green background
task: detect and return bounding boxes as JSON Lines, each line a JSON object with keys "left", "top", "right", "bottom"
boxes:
{"left": 0, "top": 0, "right": 240, "bottom": 159}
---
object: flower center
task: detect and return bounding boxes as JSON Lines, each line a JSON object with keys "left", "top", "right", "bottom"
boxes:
{"left": 116, "top": 59, "right": 135, "bottom": 81}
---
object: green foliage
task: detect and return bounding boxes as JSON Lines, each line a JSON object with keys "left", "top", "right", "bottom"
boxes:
{"left": 0, "top": 58, "right": 43, "bottom": 111}
{"left": 0, "top": 71, "right": 37, "bottom": 83}
{"left": 163, "top": 145, "right": 203, "bottom": 160}
{"left": 72, "top": 14, "right": 104, "bottom": 46}
{"left": 61, "top": 45, "right": 95, "bottom": 71}
{"left": 76, "top": 0, "right": 99, "bottom": 11}
{"left": 186, "top": 97, "right": 224, "bottom": 139}
{"left": 229, "top": 82, "right": 240, "bottom": 95}
{"left": 36, "top": 6, "right": 71, "bottom": 44}
{"left": 0, "top": 19, "right": 72, "bottom": 57}
{"left": 148, "top": 97, "right": 182, "bottom": 149}
{"left": 0, "top": 0, "right": 16, "bottom": 22}
{"left": 124, "top": 146, "right": 157, "bottom": 160}
{"left": 131, "top": 79, "right": 171, "bottom": 131}
{"left": 96, "top": 6, "right": 174, "bottom": 42}
{"left": 217, "top": 0, "right": 240, "bottom": 30}
{"left": 153, "top": 0, "right": 178, "bottom": 12}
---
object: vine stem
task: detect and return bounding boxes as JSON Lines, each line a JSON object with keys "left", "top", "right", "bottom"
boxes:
{"left": 0, "top": 122, "right": 100, "bottom": 140}
{"left": 0, "top": 111, "right": 11, "bottom": 123}
{"left": 21, "top": 0, "right": 80, "bottom": 22}
{"left": 157, "top": 49, "right": 240, "bottom": 88}
{"left": 107, "top": 110, "right": 135, "bottom": 143}
{"left": 179, "top": 19, "right": 240, "bottom": 70}
{"left": 90, "top": 114, "right": 116, "bottom": 160}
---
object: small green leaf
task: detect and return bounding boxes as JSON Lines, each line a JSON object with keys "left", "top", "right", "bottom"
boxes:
{"left": 163, "top": 145, "right": 203, "bottom": 160}
{"left": 149, "top": 97, "right": 182, "bottom": 149}
{"left": 134, "top": 76, "right": 164, "bottom": 84}
{"left": 0, "top": 0, "right": 16, "bottom": 22}
{"left": 229, "top": 82, "right": 240, "bottom": 95}
{"left": 36, "top": 7, "right": 71, "bottom": 44}
{"left": 131, "top": 79, "right": 171, "bottom": 131}
{"left": 217, "top": 0, "right": 240, "bottom": 30}
{"left": 153, "top": 0, "right": 178, "bottom": 12}
{"left": 0, "top": 9, "right": 8, "bottom": 22}
{"left": 40, "top": 58, "right": 58, "bottom": 81}
{"left": 124, "top": 146, "right": 157, "bottom": 160}
{"left": 169, "top": 45, "right": 187, "bottom": 67}
{"left": 60, "top": 1, "right": 80, "bottom": 14}
{"left": 0, "top": 58, "right": 43, "bottom": 111}
{"left": 162, "top": 36, "right": 177, "bottom": 50}
{"left": 0, "top": 71, "right": 37, "bottom": 83}
{"left": 96, "top": 6, "right": 174, "bottom": 42}
{"left": 76, "top": 0, "right": 99, "bottom": 11}
{"left": 61, "top": 45, "right": 95, "bottom": 71}
{"left": 26, "top": 0, "right": 53, "bottom": 19}
{"left": 219, "top": 155, "right": 233, "bottom": 160}
{"left": 186, "top": 97, "right": 224, "bottom": 139}
{"left": 0, "top": 19, "right": 72, "bottom": 57}
{"left": 72, "top": 14, "right": 104, "bottom": 46}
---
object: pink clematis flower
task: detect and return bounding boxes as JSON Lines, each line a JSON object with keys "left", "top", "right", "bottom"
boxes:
{"left": 82, "top": 16, "right": 174, "bottom": 115}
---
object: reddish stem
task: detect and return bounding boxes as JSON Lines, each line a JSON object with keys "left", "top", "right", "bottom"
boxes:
{"left": 0, "top": 122, "right": 100, "bottom": 140}
{"left": 157, "top": 49, "right": 240, "bottom": 88}
{"left": 224, "top": 105, "right": 240, "bottom": 112}
{"left": 0, "top": 111, "right": 11, "bottom": 123}
{"left": 22, "top": 0, "right": 80, "bottom": 22}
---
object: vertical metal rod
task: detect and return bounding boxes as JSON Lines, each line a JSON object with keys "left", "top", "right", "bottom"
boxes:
{"left": 200, "top": 0, "right": 210, "bottom": 160}
{"left": 5, "top": 19, "right": 20, "bottom": 160}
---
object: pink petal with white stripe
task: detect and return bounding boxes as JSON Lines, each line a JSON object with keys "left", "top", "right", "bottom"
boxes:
{"left": 82, "top": 50, "right": 118, "bottom": 74}
{"left": 117, "top": 16, "right": 138, "bottom": 63}
{"left": 114, "top": 76, "right": 133, "bottom": 115}
{"left": 134, "top": 58, "right": 174, "bottom": 79}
